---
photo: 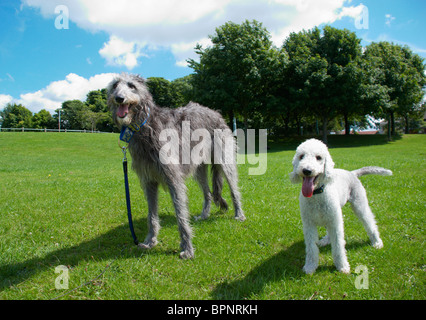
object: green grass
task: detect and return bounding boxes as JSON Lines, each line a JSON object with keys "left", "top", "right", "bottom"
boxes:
{"left": 0, "top": 132, "right": 424, "bottom": 300}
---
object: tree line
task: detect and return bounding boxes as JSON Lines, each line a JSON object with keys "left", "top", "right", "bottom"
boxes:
{"left": 189, "top": 21, "right": 425, "bottom": 142}
{"left": 1, "top": 21, "right": 425, "bottom": 142}
{"left": 0, "top": 77, "right": 194, "bottom": 133}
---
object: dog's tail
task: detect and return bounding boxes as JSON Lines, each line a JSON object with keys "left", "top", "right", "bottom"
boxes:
{"left": 211, "top": 165, "right": 229, "bottom": 211}
{"left": 352, "top": 166, "right": 393, "bottom": 177}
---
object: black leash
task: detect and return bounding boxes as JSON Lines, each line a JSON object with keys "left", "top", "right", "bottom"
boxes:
{"left": 121, "top": 146, "right": 139, "bottom": 245}
{"left": 118, "top": 110, "right": 150, "bottom": 246}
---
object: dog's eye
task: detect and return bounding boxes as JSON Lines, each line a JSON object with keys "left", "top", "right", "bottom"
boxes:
{"left": 299, "top": 154, "right": 304, "bottom": 160}
{"left": 316, "top": 156, "right": 322, "bottom": 161}
{"left": 128, "top": 82, "right": 136, "bottom": 90}
{"left": 112, "top": 81, "right": 119, "bottom": 89}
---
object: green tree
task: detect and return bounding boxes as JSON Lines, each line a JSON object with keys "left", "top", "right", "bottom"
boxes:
{"left": 363, "top": 42, "right": 426, "bottom": 136}
{"left": 84, "top": 89, "right": 112, "bottom": 131}
{"left": 79, "top": 108, "right": 109, "bottom": 132}
{"left": 0, "top": 103, "right": 33, "bottom": 128}
{"left": 171, "top": 75, "right": 194, "bottom": 107}
{"left": 147, "top": 77, "right": 175, "bottom": 107}
{"left": 146, "top": 76, "right": 194, "bottom": 108}
{"left": 283, "top": 26, "right": 364, "bottom": 142}
{"left": 59, "top": 89, "right": 115, "bottom": 132}
{"left": 189, "top": 20, "right": 278, "bottom": 129}
{"left": 86, "top": 89, "right": 108, "bottom": 112}
{"left": 32, "top": 109, "right": 55, "bottom": 129}
{"left": 60, "top": 100, "right": 86, "bottom": 129}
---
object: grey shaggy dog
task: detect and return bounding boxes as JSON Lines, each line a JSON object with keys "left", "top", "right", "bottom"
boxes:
{"left": 108, "top": 73, "right": 245, "bottom": 259}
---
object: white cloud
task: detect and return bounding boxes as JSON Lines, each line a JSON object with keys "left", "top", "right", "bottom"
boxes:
{"left": 268, "top": 0, "right": 366, "bottom": 44}
{"left": 0, "top": 94, "right": 13, "bottom": 109}
{"left": 17, "top": 73, "right": 116, "bottom": 113}
{"left": 385, "top": 14, "right": 396, "bottom": 27}
{"left": 22, "top": 0, "right": 365, "bottom": 68}
{"left": 6, "top": 73, "right": 15, "bottom": 82}
{"left": 99, "top": 35, "right": 146, "bottom": 70}
{"left": 171, "top": 37, "right": 212, "bottom": 67}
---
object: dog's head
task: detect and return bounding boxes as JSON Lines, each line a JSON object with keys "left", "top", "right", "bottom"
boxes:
{"left": 107, "top": 73, "right": 152, "bottom": 127}
{"left": 289, "top": 138, "right": 334, "bottom": 197}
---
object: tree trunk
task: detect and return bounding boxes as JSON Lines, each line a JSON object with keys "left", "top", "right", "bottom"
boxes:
{"left": 296, "top": 116, "right": 301, "bottom": 136}
{"left": 322, "top": 116, "right": 328, "bottom": 144}
{"left": 243, "top": 113, "right": 248, "bottom": 145}
{"left": 228, "top": 110, "right": 234, "bottom": 132}
{"left": 404, "top": 114, "right": 409, "bottom": 134}
{"left": 344, "top": 113, "right": 350, "bottom": 135}
{"left": 387, "top": 113, "right": 392, "bottom": 141}
{"left": 390, "top": 110, "right": 395, "bottom": 136}
{"left": 284, "top": 113, "right": 290, "bottom": 135}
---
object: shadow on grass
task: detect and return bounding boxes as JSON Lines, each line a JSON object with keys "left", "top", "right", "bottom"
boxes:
{"left": 0, "top": 215, "right": 180, "bottom": 292}
{"left": 212, "top": 241, "right": 306, "bottom": 299}
{"left": 211, "top": 239, "right": 373, "bottom": 299}
{"left": 0, "top": 209, "right": 374, "bottom": 297}
{"left": 266, "top": 134, "right": 402, "bottom": 153}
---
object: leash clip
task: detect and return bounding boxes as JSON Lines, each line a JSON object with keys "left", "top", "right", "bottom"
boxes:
{"left": 118, "top": 138, "right": 129, "bottom": 162}
{"left": 121, "top": 146, "right": 127, "bottom": 162}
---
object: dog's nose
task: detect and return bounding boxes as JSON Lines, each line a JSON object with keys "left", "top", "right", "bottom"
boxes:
{"left": 303, "top": 169, "right": 312, "bottom": 176}
{"left": 115, "top": 96, "right": 125, "bottom": 104}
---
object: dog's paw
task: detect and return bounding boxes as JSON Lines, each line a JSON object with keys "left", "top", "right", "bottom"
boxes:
{"left": 194, "top": 214, "right": 209, "bottom": 221}
{"left": 303, "top": 264, "right": 317, "bottom": 274}
{"left": 179, "top": 249, "right": 194, "bottom": 260}
{"left": 234, "top": 213, "right": 246, "bottom": 222}
{"left": 337, "top": 266, "right": 351, "bottom": 274}
{"left": 372, "top": 239, "right": 383, "bottom": 249}
{"left": 138, "top": 238, "right": 158, "bottom": 249}
{"left": 336, "top": 261, "right": 350, "bottom": 274}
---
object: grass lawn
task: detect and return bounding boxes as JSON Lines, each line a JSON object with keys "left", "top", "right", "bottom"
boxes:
{"left": 0, "top": 132, "right": 424, "bottom": 300}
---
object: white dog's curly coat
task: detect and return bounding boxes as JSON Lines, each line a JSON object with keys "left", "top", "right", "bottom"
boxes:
{"left": 290, "top": 139, "right": 392, "bottom": 274}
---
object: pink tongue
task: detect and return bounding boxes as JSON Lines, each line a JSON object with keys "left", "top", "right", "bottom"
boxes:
{"left": 302, "top": 177, "right": 315, "bottom": 198}
{"left": 117, "top": 104, "right": 129, "bottom": 118}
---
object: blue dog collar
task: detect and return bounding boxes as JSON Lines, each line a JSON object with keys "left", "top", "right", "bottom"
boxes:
{"left": 119, "top": 108, "right": 150, "bottom": 143}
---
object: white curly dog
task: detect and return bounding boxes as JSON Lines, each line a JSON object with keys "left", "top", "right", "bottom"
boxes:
{"left": 290, "top": 139, "right": 392, "bottom": 274}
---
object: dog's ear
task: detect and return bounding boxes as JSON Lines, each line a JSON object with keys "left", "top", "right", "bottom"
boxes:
{"left": 289, "top": 170, "right": 302, "bottom": 184}
{"left": 323, "top": 151, "right": 335, "bottom": 180}
{"left": 135, "top": 74, "right": 147, "bottom": 85}
{"left": 289, "top": 153, "right": 302, "bottom": 184}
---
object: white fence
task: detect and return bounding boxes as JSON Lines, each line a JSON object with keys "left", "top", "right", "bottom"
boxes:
{"left": 0, "top": 127, "right": 113, "bottom": 133}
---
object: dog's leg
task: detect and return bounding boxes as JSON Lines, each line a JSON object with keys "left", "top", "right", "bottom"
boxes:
{"left": 139, "top": 181, "right": 160, "bottom": 249}
{"left": 350, "top": 191, "right": 383, "bottom": 249}
{"left": 302, "top": 221, "right": 319, "bottom": 274}
{"left": 194, "top": 165, "right": 212, "bottom": 220}
{"left": 211, "top": 164, "right": 229, "bottom": 212}
{"left": 168, "top": 180, "right": 194, "bottom": 259}
{"left": 327, "top": 210, "right": 350, "bottom": 273}
{"left": 318, "top": 233, "right": 330, "bottom": 247}
{"left": 220, "top": 163, "right": 245, "bottom": 221}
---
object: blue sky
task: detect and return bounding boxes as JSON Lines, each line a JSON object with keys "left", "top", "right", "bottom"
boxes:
{"left": 0, "top": 0, "right": 425, "bottom": 114}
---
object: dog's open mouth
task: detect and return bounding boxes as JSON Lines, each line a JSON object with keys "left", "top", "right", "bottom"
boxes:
{"left": 117, "top": 104, "right": 130, "bottom": 118}
{"left": 302, "top": 176, "right": 318, "bottom": 198}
